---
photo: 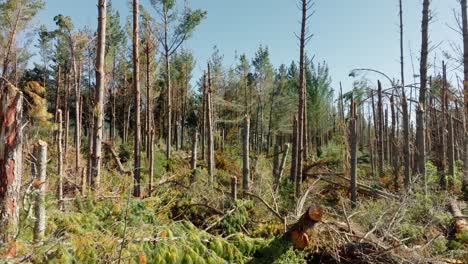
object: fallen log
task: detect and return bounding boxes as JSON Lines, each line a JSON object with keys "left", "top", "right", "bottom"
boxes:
{"left": 285, "top": 205, "right": 323, "bottom": 249}
{"left": 449, "top": 199, "right": 468, "bottom": 233}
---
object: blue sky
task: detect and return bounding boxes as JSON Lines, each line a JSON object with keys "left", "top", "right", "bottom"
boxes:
{"left": 33, "top": 0, "right": 461, "bottom": 94}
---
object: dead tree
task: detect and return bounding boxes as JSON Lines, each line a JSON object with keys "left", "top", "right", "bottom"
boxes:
{"left": 243, "top": 115, "right": 251, "bottom": 192}
{"left": 0, "top": 81, "right": 23, "bottom": 245}
{"left": 33, "top": 140, "right": 47, "bottom": 243}
{"left": 91, "top": 0, "right": 107, "bottom": 190}
{"left": 133, "top": 0, "right": 142, "bottom": 197}
{"left": 416, "top": 0, "right": 429, "bottom": 189}
{"left": 390, "top": 94, "right": 398, "bottom": 191}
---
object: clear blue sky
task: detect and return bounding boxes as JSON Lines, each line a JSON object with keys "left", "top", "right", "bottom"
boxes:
{"left": 33, "top": 0, "right": 461, "bottom": 94}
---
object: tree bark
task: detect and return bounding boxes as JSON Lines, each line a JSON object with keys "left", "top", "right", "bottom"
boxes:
{"left": 0, "top": 82, "right": 23, "bottom": 246}
{"left": 91, "top": 0, "right": 107, "bottom": 191}
{"left": 290, "top": 116, "right": 298, "bottom": 186}
{"left": 440, "top": 61, "right": 448, "bottom": 189}
{"left": 276, "top": 143, "right": 290, "bottom": 193}
{"left": 33, "top": 140, "right": 47, "bottom": 243}
{"left": 448, "top": 114, "right": 455, "bottom": 187}
{"left": 133, "top": 0, "right": 142, "bottom": 197}
{"left": 286, "top": 205, "right": 323, "bottom": 250}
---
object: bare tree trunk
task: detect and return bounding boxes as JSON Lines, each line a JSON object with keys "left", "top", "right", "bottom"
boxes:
{"left": 461, "top": 0, "right": 468, "bottom": 193}
{"left": 416, "top": 0, "right": 429, "bottom": 191}
{"left": 201, "top": 74, "right": 206, "bottom": 161}
{"left": 57, "top": 110, "right": 64, "bottom": 210}
{"left": 33, "top": 140, "right": 47, "bottom": 243}
{"left": 349, "top": 96, "right": 358, "bottom": 208}
{"left": 133, "top": 0, "right": 142, "bottom": 197}
{"left": 91, "top": 0, "right": 107, "bottom": 191}
{"left": 207, "top": 64, "right": 215, "bottom": 184}
{"left": 243, "top": 115, "right": 250, "bottom": 192}
{"left": 0, "top": 82, "right": 23, "bottom": 246}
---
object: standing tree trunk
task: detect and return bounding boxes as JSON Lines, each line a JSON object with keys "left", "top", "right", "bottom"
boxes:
{"left": 0, "top": 82, "right": 23, "bottom": 247}
{"left": 461, "top": 0, "right": 468, "bottom": 193}
{"left": 296, "top": 0, "right": 309, "bottom": 198}
{"left": 133, "top": 0, "right": 142, "bottom": 197}
{"left": 57, "top": 110, "right": 64, "bottom": 210}
{"left": 390, "top": 94, "right": 398, "bottom": 191}
{"left": 91, "top": 0, "right": 107, "bottom": 190}
{"left": 148, "top": 127, "right": 154, "bottom": 196}
{"left": 448, "top": 114, "right": 455, "bottom": 187}
{"left": 243, "top": 115, "right": 250, "bottom": 192}
{"left": 440, "top": 61, "right": 448, "bottom": 189}
{"left": 290, "top": 116, "right": 298, "bottom": 184}
{"left": 33, "top": 140, "right": 47, "bottom": 243}
{"left": 377, "top": 81, "right": 384, "bottom": 178}
{"left": 191, "top": 132, "right": 198, "bottom": 171}
{"left": 163, "top": 8, "right": 172, "bottom": 160}
{"left": 207, "top": 64, "right": 215, "bottom": 184}
{"left": 349, "top": 96, "right": 358, "bottom": 208}
{"left": 400, "top": 0, "right": 411, "bottom": 191}
{"left": 416, "top": 0, "right": 429, "bottom": 191}
{"left": 276, "top": 143, "right": 290, "bottom": 194}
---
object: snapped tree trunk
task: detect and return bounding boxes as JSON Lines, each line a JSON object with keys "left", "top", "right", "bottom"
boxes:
{"left": 0, "top": 81, "right": 23, "bottom": 246}
{"left": 91, "top": 0, "right": 107, "bottom": 190}
{"left": 448, "top": 114, "right": 455, "bottom": 187}
{"left": 33, "top": 140, "right": 47, "bottom": 243}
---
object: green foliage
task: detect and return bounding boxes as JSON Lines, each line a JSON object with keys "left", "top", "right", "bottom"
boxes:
{"left": 431, "top": 236, "right": 448, "bottom": 254}
{"left": 399, "top": 223, "right": 424, "bottom": 244}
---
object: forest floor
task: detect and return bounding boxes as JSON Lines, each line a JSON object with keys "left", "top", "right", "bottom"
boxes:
{"left": 1, "top": 139, "right": 468, "bottom": 264}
